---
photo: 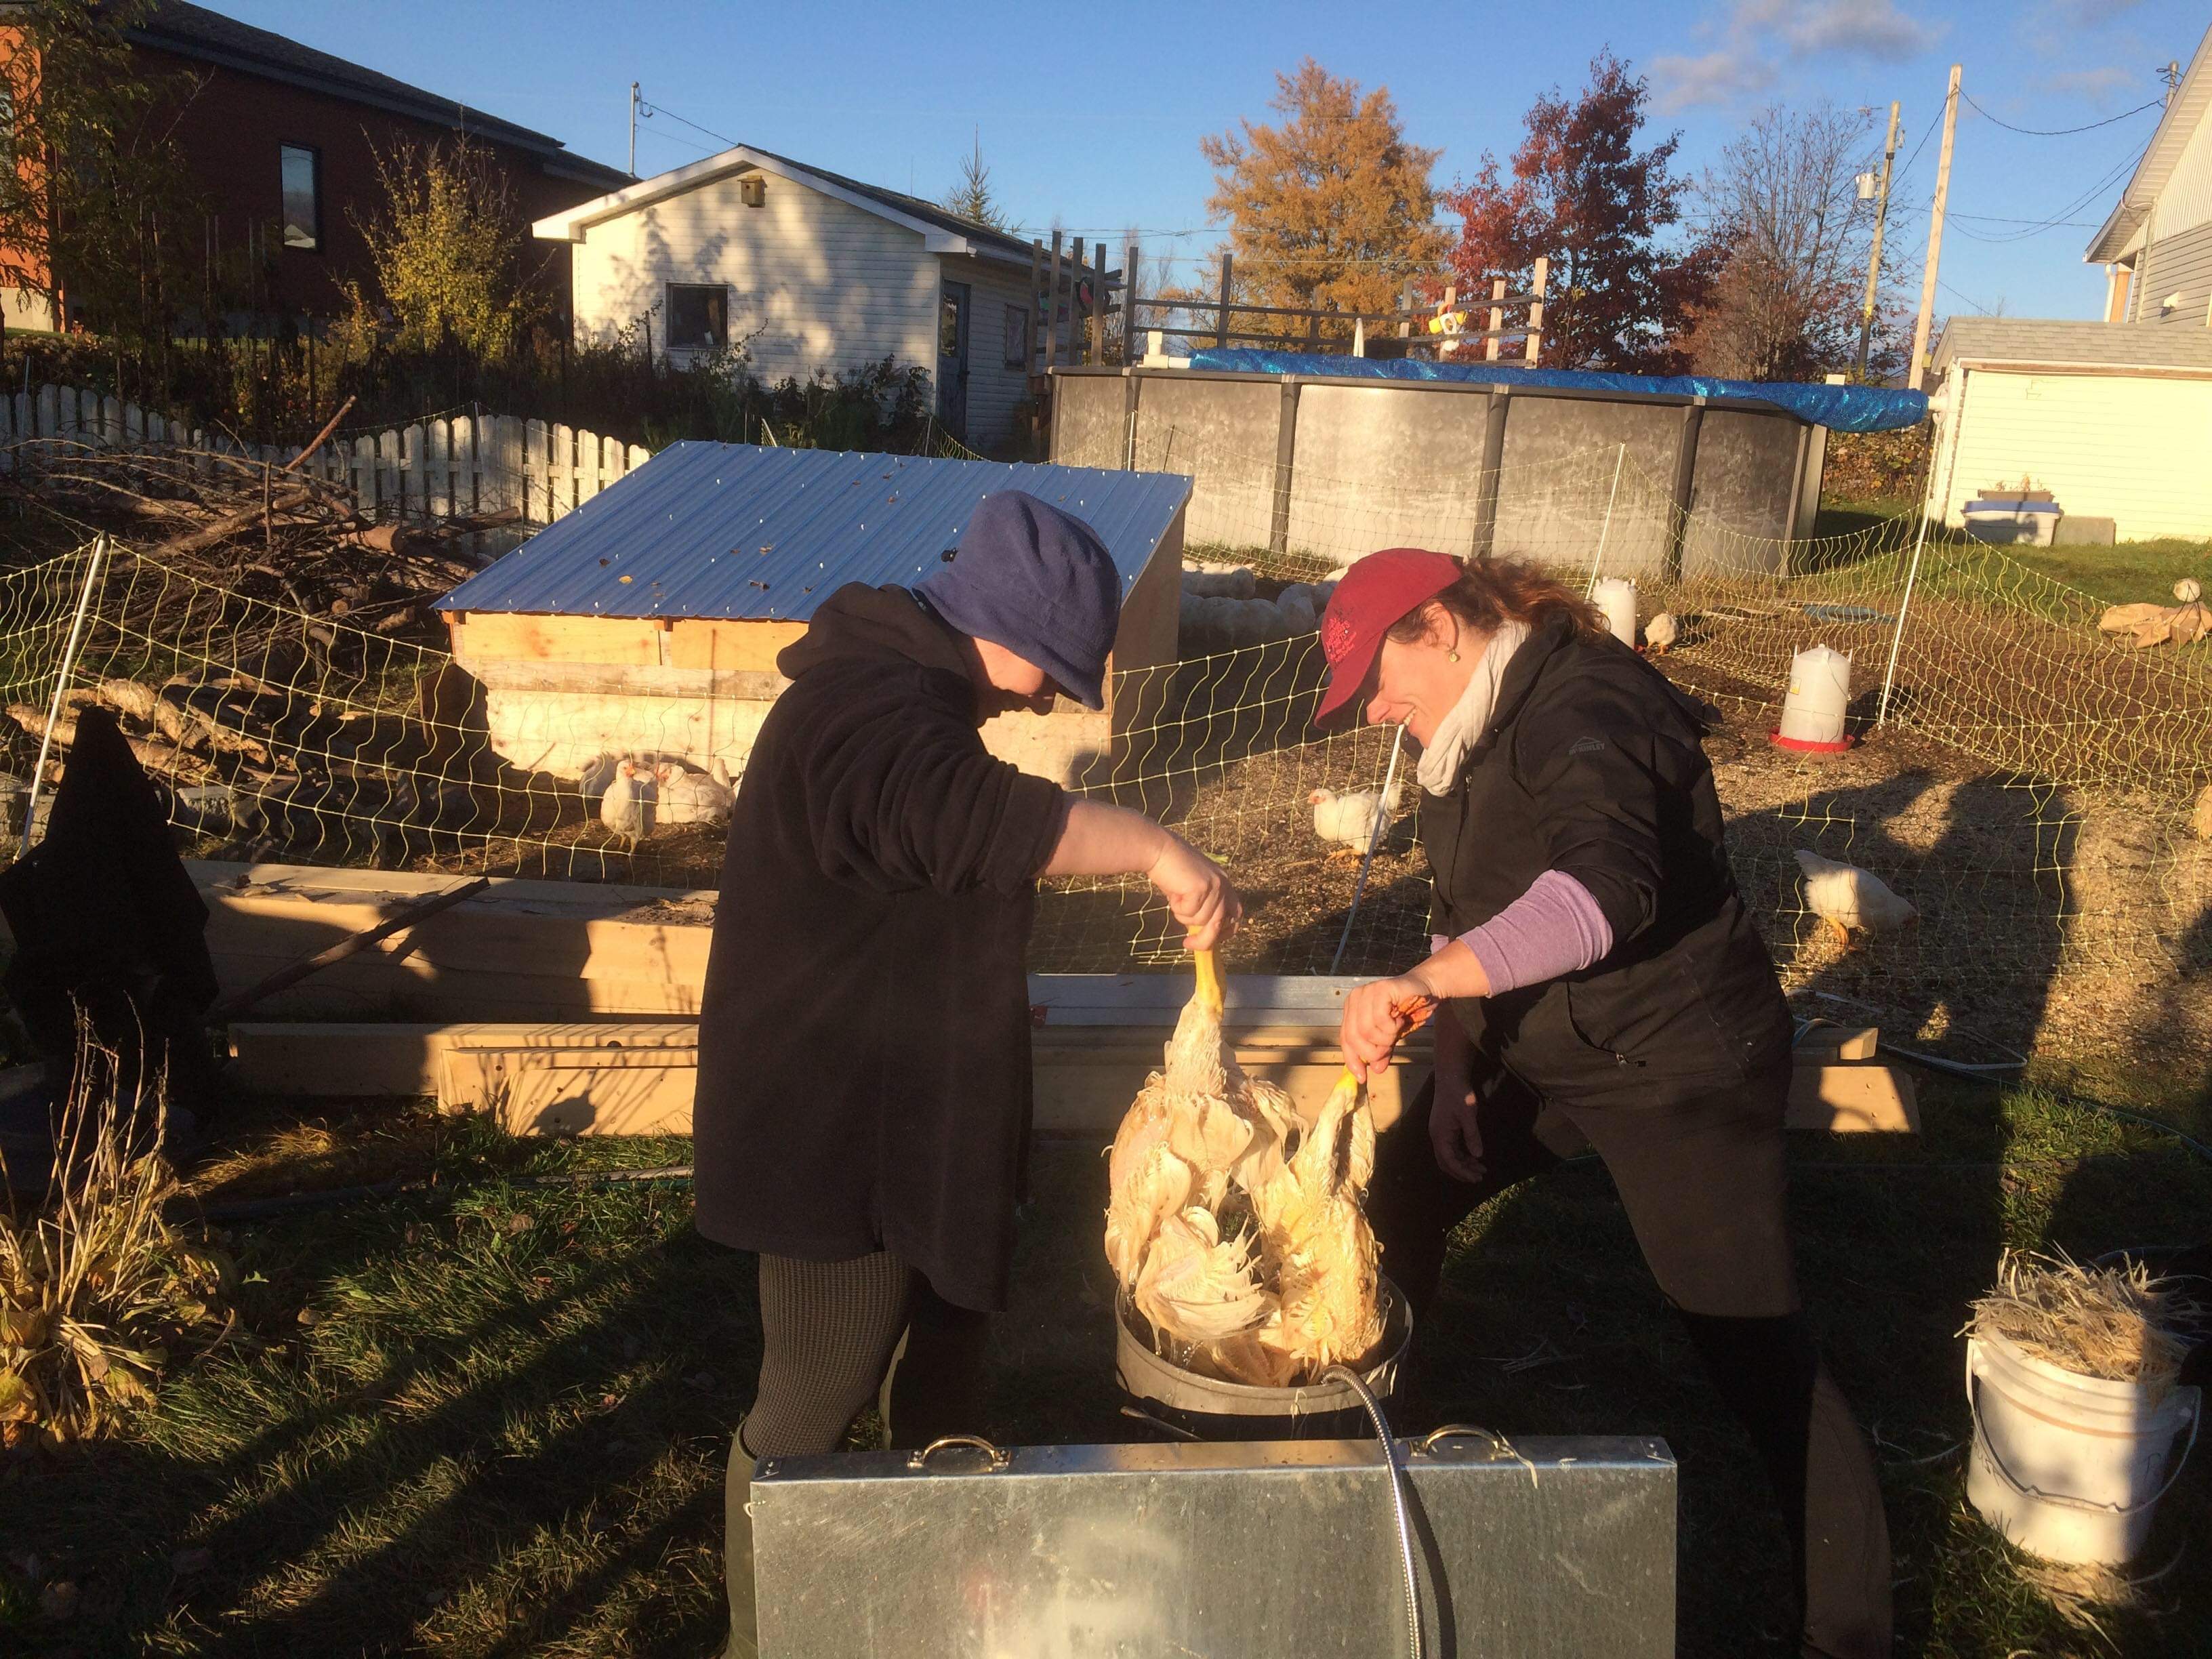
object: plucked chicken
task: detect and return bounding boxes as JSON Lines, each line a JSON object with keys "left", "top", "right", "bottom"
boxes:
{"left": 1103, "top": 950, "right": 1413, "bottom": 1387}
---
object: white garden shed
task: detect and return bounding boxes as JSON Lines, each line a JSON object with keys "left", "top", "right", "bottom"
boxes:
{"left": 533, "top": 144, "right": 1049, "bottom": 451}
{"left": 1925, "top": 318, "right": 2212, "bottom": 542}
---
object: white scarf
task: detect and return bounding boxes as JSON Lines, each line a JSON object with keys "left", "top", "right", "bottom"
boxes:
{"left": 1415, "top": 618, "right": 1530, "bottom": 796}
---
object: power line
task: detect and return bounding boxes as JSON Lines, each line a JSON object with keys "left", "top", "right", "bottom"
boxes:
{"left": 1961, "top": 89, "right": 2162, "bottom": 137}
{"left": 1946, "top": 144, "right": 2144, "bottom": 244}
{"left": 636, "top": 96, "right": 740, "bottom": 152}
{"left": 1949, "top": 212, "right": 2101, "bottom": 227}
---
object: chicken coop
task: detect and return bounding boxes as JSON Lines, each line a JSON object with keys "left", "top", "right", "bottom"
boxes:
{"left": 433, "top": 443, "right": 1193, "bottom": 786}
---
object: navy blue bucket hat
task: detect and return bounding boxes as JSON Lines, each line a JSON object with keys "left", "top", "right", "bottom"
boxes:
{"left": 917, "top": 491, "right": 1123, "bottom": 709}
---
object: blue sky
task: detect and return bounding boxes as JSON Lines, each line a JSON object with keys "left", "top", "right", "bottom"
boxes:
{"left": 224, "top": 0, "right": 2207, "bottom": 326}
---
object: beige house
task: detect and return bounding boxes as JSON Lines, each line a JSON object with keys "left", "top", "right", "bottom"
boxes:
{"left": 533, "top": 144, "right": 1058, "bottom": 450}
{"left": 2088, "top": 24, "right": 2212, "bottom": 325}
{"left": 1923, "top": 318, "right": 2212, "bottom": 540}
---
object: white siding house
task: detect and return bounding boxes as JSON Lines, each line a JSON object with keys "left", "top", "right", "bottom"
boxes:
{"left": 533, "top": 145, "right": 1051, "bottom": 451}
{"left": 1924, "top": 318, "right": 2212, "bottom": 540}
{"left": 2087, "top": 24, "right": 2212, "bottom": 325}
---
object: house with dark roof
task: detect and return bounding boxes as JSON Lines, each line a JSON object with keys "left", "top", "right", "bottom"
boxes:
{"left": 534, "top": 144, "right": 1083, "bottom": 449}
{"left": 0, "top": 0, "right": 628, "bottom": 329}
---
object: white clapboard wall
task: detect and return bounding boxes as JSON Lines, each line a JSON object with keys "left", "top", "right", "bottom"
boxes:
{"left": 0, "top": 384, "right": 653, "bottom": 526}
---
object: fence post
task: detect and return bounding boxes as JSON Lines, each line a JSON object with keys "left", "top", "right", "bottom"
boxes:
{"left": 1525, "top": 256, "right": 1549, "bottom": 364}
{"left": 1269, "top": 378, "right": 1300, "bottom": 556}
{"left": 1399, "top": 280, "right": 1412, "bottom": 341}
{"left": 1044, "top": 231, "right": 1063, "bottom": 371}
{"left": 1122, "top": 241, "right": 1139, "bottom": 368}
{"left": 1583, "top": 444, "right": 1627, "bottom": 597}
{"left": 1089, "top": 242, "right": 1107, "bottom": 365}
{"left": 1877, "top": 373, "right": 1965, "bottom": 727}
{"left": 1486, "top": 279, "right": 1505, "bottom": 362}
{"left": 1471, "top": 391, "right": 1509, "bottom": 559}
{"left": 1214, "top": 253, "right": 1233, "bottom": 348}
{"left": 1330, "top": 721, "right": 1408, "bottom": 975}
{"left": 20, "top": 536, "right": 108, "bottom": 853}
{"left": 1664, "top": 399, "right": 1704, "bottom": 582}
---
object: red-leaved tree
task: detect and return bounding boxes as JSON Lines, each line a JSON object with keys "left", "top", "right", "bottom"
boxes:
{"left": 1439, "top": 52, "right": 1711, "bottom": 373}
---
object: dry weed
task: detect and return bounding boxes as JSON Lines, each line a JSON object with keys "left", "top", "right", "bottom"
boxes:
{"left": 1965, "top": 1249, "right": 2202, "bottom": 1397}
{"left": 0, "top": 1042, "right": 228, "bottom": 1446}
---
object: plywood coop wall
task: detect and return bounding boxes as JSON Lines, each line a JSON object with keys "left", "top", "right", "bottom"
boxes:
{"left": 446, "top": 504, "right": 1185, "bottom": 787}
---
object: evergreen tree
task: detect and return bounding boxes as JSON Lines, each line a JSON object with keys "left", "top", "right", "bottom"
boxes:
{"left": 941, "top": 133, "right": 1008, "bottom": 230}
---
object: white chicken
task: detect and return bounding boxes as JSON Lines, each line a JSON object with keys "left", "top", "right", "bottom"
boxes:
{"left": 654, "top": 761, "right": 735, "bottom": 826}
{"left": 1644, "top": 612, "right": 1679, "bottom": 655}
{"left": 599, "top": 758, "right": 655, "bottom": 844}
{"left": 1794, "top": 848, "right": 1917, "bottom": 947}
{"left": 579, "top": 752, "right": 620, "bottom": 802}
{"left": 1309, "top": 785, "right": 1393, "bottom": 864}
{"left": 710, "top": 757, "right": 734, "bottom": 790}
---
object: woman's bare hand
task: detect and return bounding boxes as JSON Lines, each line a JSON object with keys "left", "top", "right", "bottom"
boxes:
{"left": 1339, "top": 972, "right": 1437, "bottom": 1081}
{"left": 1148, "top": 836, "right": 1241, "bottom": 951}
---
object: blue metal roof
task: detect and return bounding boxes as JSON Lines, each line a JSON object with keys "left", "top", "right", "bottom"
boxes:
{"left": 433, "top": 443, "right": 1194, "bottom": 621}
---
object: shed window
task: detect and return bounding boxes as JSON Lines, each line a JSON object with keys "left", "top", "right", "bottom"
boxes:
{"left": 280, "top": 144, "right": 321, "bottom": 251}
{"left": 668, "top": 284, "right": 729, "bottom": 352}
{"left": 1004, "top": 302, "right": 1030, "bottom": 369}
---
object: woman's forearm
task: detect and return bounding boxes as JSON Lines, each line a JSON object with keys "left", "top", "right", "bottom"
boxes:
{"left": 1036, "top": 799, "right": 1172, "bottom": 878}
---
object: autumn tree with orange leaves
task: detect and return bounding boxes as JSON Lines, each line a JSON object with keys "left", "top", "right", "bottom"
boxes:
{"left": 1440, "top": 52, "right": 1711, "bottom": 373}
{"left": 1197, "top": 60, "right": 1446, "bottom": 342}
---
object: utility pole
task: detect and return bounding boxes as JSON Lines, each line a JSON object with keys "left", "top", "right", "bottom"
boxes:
{"left": 629, "top": 81, "right": 640, "bottom": 178}
{"left": 1908, "top": 64, "right": 1962, "bottom": 394}
{"left": 1856, "top": 101, "right": 1901, "bottom": 382}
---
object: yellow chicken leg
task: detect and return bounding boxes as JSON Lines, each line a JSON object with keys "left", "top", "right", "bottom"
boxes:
{"left": 1193, "top": 947, "right": 1225, "bottom": 1019}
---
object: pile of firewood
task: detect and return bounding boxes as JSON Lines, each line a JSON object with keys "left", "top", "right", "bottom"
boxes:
{"left": 3, "top": 428, "right": 517, "bottom": 651}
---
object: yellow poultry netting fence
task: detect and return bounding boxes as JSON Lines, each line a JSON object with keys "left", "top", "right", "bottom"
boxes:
{"left": 2, "top": 430, "right": 2209, "bottom": 1066}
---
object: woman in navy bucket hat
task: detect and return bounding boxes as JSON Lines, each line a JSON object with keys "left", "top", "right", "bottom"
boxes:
{"left": 695, "top": 489, "right": 1240, "bottom": 1657}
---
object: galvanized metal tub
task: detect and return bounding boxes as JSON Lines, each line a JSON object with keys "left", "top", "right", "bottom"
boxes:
{"left": 1115, "top": 1279, "right": 1412, "bottom": 1440}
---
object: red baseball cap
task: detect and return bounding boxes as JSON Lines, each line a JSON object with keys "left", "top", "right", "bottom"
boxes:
{"left": 1313, "top": 548, "right": 1464, "bottom": 726}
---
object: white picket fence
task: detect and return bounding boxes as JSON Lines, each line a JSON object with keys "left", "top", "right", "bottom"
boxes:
{"left": 0, "top": 384, "right": 653, "bottom": 526}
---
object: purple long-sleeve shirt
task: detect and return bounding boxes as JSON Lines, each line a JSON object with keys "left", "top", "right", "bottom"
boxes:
{"left": 1430, "top": 869, "right": 1614, "bottom": 994}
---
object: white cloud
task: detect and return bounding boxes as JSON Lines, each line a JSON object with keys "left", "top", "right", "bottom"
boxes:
{"left": 1658, "top": 0, "right": 1944, "bottom": 112}
{"left": 1653, "top": 49, "right": 1778, "bottom": 113}
{"left": 2045, "top": 65, "right": 2138, "bottom": 100}
{"left": 1776, "top": 0, "right": 1941, "bottom": 61}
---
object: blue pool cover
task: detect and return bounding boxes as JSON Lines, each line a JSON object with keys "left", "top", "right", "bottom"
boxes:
{"left": 1185, "top": 348, "right": 1929, "bottom": 433}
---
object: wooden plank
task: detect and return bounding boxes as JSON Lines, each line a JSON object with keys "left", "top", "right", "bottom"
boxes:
{"left": 455, "top": 612, "right": 663, "bottom": 666}
{"left": 1793, "top": 1025, "right": 1880, "bottom": 1063}
{"left": 424, "top": 1036, "right": 1410, "bottom": 1139}
{"left": 666, "top": 617, "right": 808, "bottom": 672}
{"left": 525, "top": 418, "right": 549, "bottom": 523}
{"left": 1786, "top": 1063, "right": 1919, "bottom": 1133}
{"left": 552, "top": 422, "right": 576, "bottom": 518}
{"left": 228, "top": 1020, "right": 701, "bottom": 1097}
{"left": 442, "top": 1047, "right": 699, "bottom": 1136}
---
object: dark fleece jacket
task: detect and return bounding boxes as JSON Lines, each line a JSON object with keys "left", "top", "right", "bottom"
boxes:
{"left": 691, "top": 583, "right": 1068, "bottom": 1311}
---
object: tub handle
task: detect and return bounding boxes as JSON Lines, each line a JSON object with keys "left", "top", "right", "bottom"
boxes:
{"left": 1412, "top": 1422, "right": 1517, "bottom": 1460}
{"left": 909, "top": 1435, "right": 1010, "bottom": 1472}
{"left": 1967, "top": 1361, "right": 2200, "bottom": 1517}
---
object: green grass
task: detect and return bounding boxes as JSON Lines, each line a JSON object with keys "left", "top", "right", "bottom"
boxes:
{"left": 3, "top": 1078, "right": 2209, "bottom": 1656}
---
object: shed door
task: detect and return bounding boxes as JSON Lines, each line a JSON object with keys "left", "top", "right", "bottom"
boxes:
{"left": 938, "top": 282, "right": 970, "bottom": 441}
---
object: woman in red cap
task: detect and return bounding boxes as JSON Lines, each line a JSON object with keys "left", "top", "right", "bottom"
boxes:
{"left": 1322, "top": 549, "right": 1889, "bottom": 1659}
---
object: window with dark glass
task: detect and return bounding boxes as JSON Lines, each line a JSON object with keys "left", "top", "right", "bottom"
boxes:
{"left": 280, "top": 144, "right": 321, "bottom": 251}
{"left": 1003, "top": 302, "right": 1029, "bottom": 369}
{"left": 668, "top": 284, "right": 729, "bottom": 350}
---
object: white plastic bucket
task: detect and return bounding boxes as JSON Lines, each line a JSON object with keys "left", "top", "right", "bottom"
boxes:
{"left": 1965, "top": 1330, "right": 2202, "bottom": 1565}
{"left": 1776, "top": 644, "right": 1851, "bottom": 749}
{"left": 1592, "top": 577, "right": 1637, "bottom": 645}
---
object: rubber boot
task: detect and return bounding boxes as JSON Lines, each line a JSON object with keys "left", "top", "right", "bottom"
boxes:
{"left": 722, "top": 1420, "right": 758, "bottom": 1659}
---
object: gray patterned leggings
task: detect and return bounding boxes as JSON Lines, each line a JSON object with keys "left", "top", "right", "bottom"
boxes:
{"left": 743, "top": 1250, "right": 992, "bottom": 1456}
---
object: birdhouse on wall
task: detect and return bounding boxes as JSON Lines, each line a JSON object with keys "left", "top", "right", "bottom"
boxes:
{"left": 434, "top": 443, "right": 1193, "bottom": 787}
